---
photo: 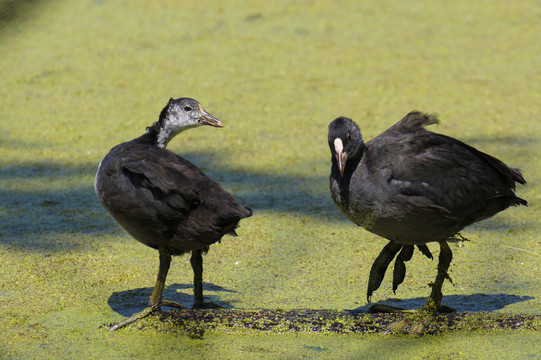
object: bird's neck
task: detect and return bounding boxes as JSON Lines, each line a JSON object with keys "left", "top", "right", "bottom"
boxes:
{"left": 349, "top": 140, "right": 366, "bottom": 162}
{"left": 342, "top": 141, "right": 366, "bottom": 180}
{"left": 135, "top": 121, "right": 184, "bottom": 148}
{"left": 156, "top": 122, "right": 179, "bottom": 148}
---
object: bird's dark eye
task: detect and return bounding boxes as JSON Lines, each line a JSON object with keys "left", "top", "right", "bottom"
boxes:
{"left": 183, "top": 106, "right": 193, "bottom": 112}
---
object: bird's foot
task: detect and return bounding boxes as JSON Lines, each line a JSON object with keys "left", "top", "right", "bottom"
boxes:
{"left": 108, "top": 306, "right": 157, "bottom": 331}
{"left": 384, "top": 317, "right": 429, "bottom": 335}
{"left": 160, "top": 299, "right": 185, "bottom": 310}
{"left": 384, "top": 306, "right": 454, "bottom": 335}
{"left": 108, "top": 300, "right": 185, "bottom": 331}
{"left": 369, "top": 304, "right": 415, "bottom": 314}
{"left": 370, "top": 302, "right": 455, "bottom": 335}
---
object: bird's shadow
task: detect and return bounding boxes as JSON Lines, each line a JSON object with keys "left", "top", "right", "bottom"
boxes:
{"left": 353, "top": 293, "right": 534, "bottom": 313}
{"left": 107, "top": 282, "right": 237, "bottom": 317}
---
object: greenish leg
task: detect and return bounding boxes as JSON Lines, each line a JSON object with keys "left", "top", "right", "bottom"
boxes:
{"left": 191, "top": 249, "right": 204, "bottom": 308}
{"left": 148, "top": 247, "right": 172, "bottom": 309}
{"left": 384, "top": 241, "right": 455, "bottom": 335}
{"left": 421, "top": 240, "right": 453, "bottom": 313}
{"left": 109, "top": 246, "right": 183, "bottom": 331}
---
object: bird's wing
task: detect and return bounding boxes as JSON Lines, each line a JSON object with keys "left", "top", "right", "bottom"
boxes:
{"left": 377, "top": 129, "right": 522, "bottom": 218}
{"left": 382, "top": 111, "right": 524, "bottom": 186}
{"left": 384, "top": 111, "right": 439, "bottom": 134}
{"left": 121, "top": 158, "right": 201, "bottom": 219}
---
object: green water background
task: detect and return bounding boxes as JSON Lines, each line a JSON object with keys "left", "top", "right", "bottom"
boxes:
{"left": 1, "top": 0, "right": 539, "bottom": 358}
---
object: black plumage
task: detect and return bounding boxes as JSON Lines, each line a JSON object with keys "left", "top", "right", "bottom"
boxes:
{"left": 328, "top": 111, "right": 526, "bottom": 331}
{"left": 95, "top": 98, "right": 252, "bottom": 330}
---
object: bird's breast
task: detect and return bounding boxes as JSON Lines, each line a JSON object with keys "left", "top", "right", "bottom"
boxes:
{"left": 331, "top": 177, "right": 377, "bottom": 230}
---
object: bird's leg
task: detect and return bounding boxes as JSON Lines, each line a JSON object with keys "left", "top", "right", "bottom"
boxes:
{"left": 147, "top": 248, "right": 185, "bottom": 310}
{"left": 367, "top": 242, "right": 407, "bottom": 313}
{"left": 367, "top": 242, "right": 403, "bottom": 302}
{"left": 190, "top": 249, "right": 204, "bottom": 308}
{"left": 109, "top": 246, "right": 180, "bottom": 331}
{"left": 416, "top": 244, "right": 433, "bottom": 260}
{"left": 148, "top": 247, "right": 172, "bottom": 308}
{"left": 190, "top": 249, "right": 222, "bottom": 309}
{"left": 392, "top": 245, "right": 414, "bottom": 294}
{"left": 385, "top": 241, "right": 455, "bottom": 335}
{"left": 420, "top": 240, "right": 454, "bottom": 314}
{"left": 369, "top": 245, "right": 419, "bottom": 314}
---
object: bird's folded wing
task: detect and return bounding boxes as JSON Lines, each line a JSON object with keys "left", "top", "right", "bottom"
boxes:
{"left": 122, "top": 159, "right": 201, "bottom": 219}
{"left": 387, "top": 136, "right": 517, "bottom": 216}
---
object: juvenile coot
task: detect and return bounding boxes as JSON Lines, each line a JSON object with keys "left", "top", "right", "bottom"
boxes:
{"left": 95, "top": 98, "right": 252, "bottom": 330}
{"left": 328, "top": 111, "right": 526, "bottom": 333}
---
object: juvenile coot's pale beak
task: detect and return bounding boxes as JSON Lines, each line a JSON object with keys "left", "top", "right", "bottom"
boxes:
{"left": 198, "top": 104, "right": 223, "bottom": 127}
{"left": 334, "top": 138, "right": 347, "bottom": 177}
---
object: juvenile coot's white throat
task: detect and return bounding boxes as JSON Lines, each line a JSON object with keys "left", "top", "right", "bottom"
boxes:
{"left": 95, "top": 97, "right": 252, "bottom": 330}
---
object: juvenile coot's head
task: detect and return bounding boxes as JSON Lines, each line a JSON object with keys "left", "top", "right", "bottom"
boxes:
{"left": 155, "top": 98, "right": 223, "bottom": 147}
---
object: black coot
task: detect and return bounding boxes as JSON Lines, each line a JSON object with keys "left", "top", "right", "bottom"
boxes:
{"left": 328, "top": 111, "right": 526, "bottom": 333}
{"left": 95, "top": 98, "right": 252, "bottom": 330}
